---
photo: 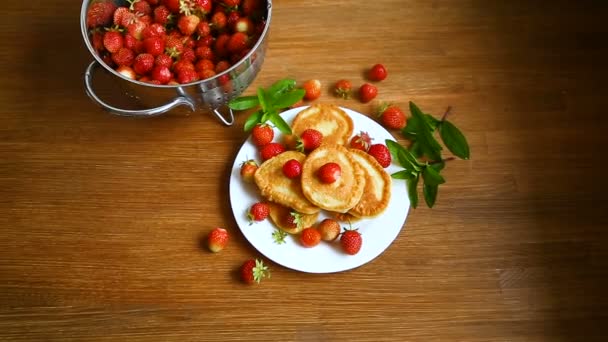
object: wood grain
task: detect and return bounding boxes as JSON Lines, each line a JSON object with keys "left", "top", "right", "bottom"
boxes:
{"left": 1, "top": 0, "right": 608, "bottom": 341}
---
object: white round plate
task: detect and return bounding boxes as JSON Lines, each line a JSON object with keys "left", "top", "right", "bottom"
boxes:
{"left": 229, "top": 106, "right": 410, "bottom": 273}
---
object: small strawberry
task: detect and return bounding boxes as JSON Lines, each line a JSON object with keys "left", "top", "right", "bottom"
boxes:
{"left": 368, "top": 63, "right": 388, "bottom": 81}
{"left": 242, "top": 0, "right": 263, "bottom": 16}
{"left": 181, "top": 48, "right": 196, "bottom": 62}
{"left": 113, "top": 7, "right": 131, "bottom": 27}
{"left": 177, "top": 68, "right": 199, "bottom": 84}
{"left": 248, "top": 202, "right": 270, "bottom": 223}
{"left": 240, "top": 259, "right": 270, "bottom": 284}
{"left": 86, "top": 0, "right": 117, "bottom": 28}
{"left": 155, "top": 54, "right": 174, "bottom": 68}
{"left": 377, "top": 103, "right": 407, "bottom": 130}
{"left": 178, "top": 14, "right": 200, "bottom": 35}
{"left": 196, "top": 21, "right": 211, "bottom": 37}
{"left": 194, "top": 0, "right": 213, "bottom": 14}
{"left": 124, "top": 34, "right": 143, "bottom": 53}
{"left": 163, "top": 0, "right": 181, "bottom": 13}
{"left": 133, "top": 53, "right": 155, "bottom": 75}
{"left": 112, "top": 47, "right": 135, "bottom": 67}
{"left": 126, "top": 20, "right": 147, "bottom": 40}
{"left": 142, "top": 23, "right": 167, "bottom": 39}
{"left": 317, "top": 162, "right": 341, "bottom": 184}
{"left": 240, "top": 159, "right": 258, "bottom": 183}
{"left": 195, "top": 46, "right": 214, "bottom": 60}
{"left": 349, "top": 131, "right": 373, "bottom": 152}
{"left": 284, "top": 211, "right": 302, "bottom": 230}
{"left": 227, "top": 32, "right": 249, "bottom": 54}
{"left": 199, "top": 68, "right": 216, "bottom": 80}
{"left": 198, "top": 35, "right": 214, "bottom": 47}
{"left": 103, "top": 30, "right": 123, "bottom": 54}
{"left": 222, "top": 0, "right": 241, "bottom": 7}
{"left": 165, "top": 36, "right": 184, "bottom": 58}
{"left": 173, "top": 59, "right": 195, "bottom": 74}
{"left": 340, "top": 227, "right": 362, "bottom": 255}
{"left": 143, "top": 36, "right": 165, "bottom": 56}
{"left": 299, "top": 227, "right": 321, "bottom": 248}
{"left": 367, "top": 143, "right": 392, "bottom": 168}
{"left": 130, "top": 0, "right": 152, "bottom": 15}
{"left": 227, "top": 11, "right": 240, "bottom": 28}
{"left": 214, "top": 33, "right": 231, "bottom": 58}
{"left": 153, "top": 5, "right": 173, "bottom": 25}
{"left": 210, "top": 11, "right": 227, "bottom": 30}
{"left": 260, "top": 142, "right": 285, "bottom": 161}
{"left": 334, "top": 79, "right": 352, "bottom": 99}
{"left": 91, "top": 30, "right": 105, "bottom": 53}
{"left": 317, "top": 219, "right": 341, "bottom": 241}
{"left": 282, "top": 159, "right": 302, "bottom": 179}
{"left": 207, "top": 227, "right": 229, "bottom": 252}
{"left": 296, "top": 128, "right": 323, "bottom": 153}
{"left": 251, "top": 123, "right": 274, "bottom": 147}
{"left": 195, "top": 58, "right": 215, "bottom": 72}
{"left": 151, "top": 65, "right": 173, "bottom": 84}
{"left": 215, "top": 60, "right": 231, "bottom": 73}
{"left": 302, "top": 79, "right": 321, "bottom": 101}
{"left": 358, "top": 83, "right": 377, "bottom": 103}
{"left": 116, "top": 65, "right": 137, "bottom": 79}
{"left": 234, "top": 17, "right": 254, "bottom": 34}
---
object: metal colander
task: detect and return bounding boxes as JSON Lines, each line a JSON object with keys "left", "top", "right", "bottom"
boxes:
{"left": 80, "top": 0, "right": 272, "bottom": 125}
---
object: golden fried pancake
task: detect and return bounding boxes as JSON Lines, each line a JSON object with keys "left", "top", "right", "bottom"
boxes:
{"left": 267, "top": 202, "right": 319, "bottom": 234}
{"left": 254, "top": 151, "right": 320, "bottom": 214}
{"left": 347, "top": 149, "right": 392, "bottom": 218}
{"left": 301, "top": 145, "right": 365, "bottom": 213}
{"left": 290, "top": 104, "right": 354, "bottom": 147}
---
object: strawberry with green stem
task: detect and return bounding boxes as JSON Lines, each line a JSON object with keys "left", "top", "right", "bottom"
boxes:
{"left": 240, "top": 259, "right": 270, "bottom": 284}
{"left": 248, "top": 202, "right": 270, "bottom": 224}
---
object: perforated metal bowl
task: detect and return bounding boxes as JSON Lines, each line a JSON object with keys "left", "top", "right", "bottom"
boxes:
{"left": 80, "top": 0, "right": 272, "bottom": 125}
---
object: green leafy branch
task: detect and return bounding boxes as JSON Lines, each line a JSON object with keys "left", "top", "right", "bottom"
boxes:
{"left": 228, "top": 79, "right": 306, "bottom": 135}
{"left": 388, "top": 101, "right": 470, "bottom": 209}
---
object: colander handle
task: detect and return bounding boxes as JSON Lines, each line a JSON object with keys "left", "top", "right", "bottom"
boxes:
{"left": 84, "top": 61, "right": 195, "bottom": 117}
{"left": 212, "top": 107, "right": 235, "bottom": 126}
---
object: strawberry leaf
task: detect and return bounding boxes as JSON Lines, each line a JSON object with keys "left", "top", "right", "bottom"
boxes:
{"left": 257, "top": 87, "right": 268, "bottom": 112}
{"left": 409, "top": 101, "right": 443, "bottom": 161}
{"left": 407, "top": 175, "right": 419, "bottom": 209}
{"left": 438, "top": 120, "right": 470, "bottom": 160}
{"left": 244, "top": 110, "right": 263, "bottom": 131}
{"left": 268, "top": 112, "right": 292, "bottom": 135}
{"left": 423, "top": 183, "right": 438, "bottom": 208}
{"left": 422, "top": 165, "right": 445, "bottom": 187}
{"left": 272, "top": 89, "right": 306, "bottom": 109}
{"left": 391, "top": 170, "right": 416, "bottom": 180}
{"left": 228, "top": 95, "right": 259, "bottom": 110}
{"left": 267, "top": 79, "right": 296, "bottom": 101}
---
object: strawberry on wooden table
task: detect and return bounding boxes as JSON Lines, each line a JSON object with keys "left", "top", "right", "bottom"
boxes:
{"left": 207, "top": 227, "right": 229, "bottom": 252}
{"left": 377, "top": 103, "right": 407, "bottom": 130}
{"left": 240, "top": 259, "right": 270, "bottom": 284}
{"left": 302, "top": 79, "right": 321, "bottom": 101}
{"left": 333, "top": 79, "right": 352, "bottom": 99}
{"left": 368, "top": 143, "right": 392, "bottom": 168}
{"left": 368, "top": 63, "right": 388, "bottom": 81}
{"left": 358, "top": 83, "right": 377, "bottom": 103}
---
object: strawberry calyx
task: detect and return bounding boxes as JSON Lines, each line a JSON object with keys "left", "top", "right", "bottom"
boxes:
{"left": 251, "top": 259, "right": 270, "bottom": 283}
{"left": 286, "top": 211, "right": 302, "bottom": 229}
{"left": 375, "top": 102, "right": 392, "bottom": 118}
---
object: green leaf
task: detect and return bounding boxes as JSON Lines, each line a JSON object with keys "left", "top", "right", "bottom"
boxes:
{"left": 269, "top": 112, "right": 292, "bottom": 135}
{"left": 409, "top": 101, "right": 443, "bottom": 161}
{"left": 272, "top": 89, "right": 306, "bottom": 109}
{"left": 257, "top": 87, "right": 268, "bottom": 112}
{"left": 228, "top": 95, "right": 259, "bottom": 110}
{"left": 423, "top": 184, "right": 438, "bottom": 208}
{"left": 407, "top": 175, "right": 419, "bottom": 209}
{"left": 391, "top": 170, "right": 415, "bottom": 180}
{"left": 408, "top": 141, "right": 424, "bottom": 158}
{"left": 402, "top": 115, "right": 421, "bottom": 136}
{"left": 422, "top": 165, "right": 446, "bottom": 187}
{"left": 267, "top": 79, "right": 296, "bottom": 101}
{"left": 244, "top": 110, "right": 264, "bottom": 131}
{"left": 386, "top": 140, "right": 421, "bottom": 172}
{"left": 439, "top": 120, "right": 470, "bottom": 160}
{"left": 425, "top": 114, "right": 440, "bottom": 131}
{"left": 429, "top": 161, "right": 445, "bottom": 172}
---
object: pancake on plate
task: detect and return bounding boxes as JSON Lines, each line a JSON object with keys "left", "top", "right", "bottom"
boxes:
{"left": 289, "top": 104, "right": 354, "bottom": 147}
{"left": 267, "top": 202, "right": 319, "bottom": 234}
{"left": 347, "top": 149, "right": 392, "bottom": 218}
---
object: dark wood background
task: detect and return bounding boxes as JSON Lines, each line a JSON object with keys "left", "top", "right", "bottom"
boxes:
{"left": 1, "top": 0, "right": 607, "bottom": 340}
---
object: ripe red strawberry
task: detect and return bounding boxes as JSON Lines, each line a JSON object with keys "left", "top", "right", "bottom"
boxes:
{"left": 178, "top": 14, "right": 200, "bottom": 35}
{"left": 242, "top": 0, "right": 262, "bottom": 16}
{"left": 143, "top": 37, "right": 165, "bottom": 56}
{"left": 317, "top": 219, "right": 340, "bottom": 241}
{"left": 131, "top": 0, "right": 152, "bottom": 15}
{"left": 302, "top": 79, "right": 321, "bottom": 101}
{"left": 113, "top": 7, "right": 131, "bottom": 26}
{"left": 234, "top": 17, "right": 254, "bottom": 34}
{"left": 367, "top": 143, "right": 392, "bottom": 168}
{"left": 194, "top": 0, "right": 213, "bottom": 14}
{"left": 155, "top": 54, "right": 173, "bottom": 68}
{"left": 112, "top": 47, "right": 135, "bottom": 66}
{"left": 248, "top": 202, "right": 270, "bottom": 223}
{"left": 349, "top": 131, "right": 373, "bottom": 152}
{"left": 368, "top": 63, "right": 388, "bottom": 81}
{"left": 91, "top": 30, "right": 105, "bottom": 52}
{"left": 195, "top": 58, "right": 215, "bottom": 72}
{"left": 214, "top": 33, "right": 230, "bottom": 58}
{"left": 299, "top": 227, "right": 321, "bottom": 248}
{"left": 296, "top": 129, "right": 323, "bottom": 153}
{"left": 358, "top": 83, "right": 377, "bottom": 103}
{"left": 227, "top": 11, "right": 240, "bottom": 28}
{"left": 177, "top": 68, "right": 199, "bottom": 83}
{"left": 211, "top": 11, "right": 227, "bottom": 30}
{"left": 340, "top": 228, "right": 362, "bottom": 255}
{"left": 153, "top": 5, "right": 173, "bottom": 25}
{"left": 199, "top": 68, "right": 216, "bottom": 80}
{"left": 282, "top": 159, "right": 302, "bottom": 179}
{"left": 151, "top": 65, "right": 173, "bottom": 84}
{"left": 116, "top": 65, "right": 136, "bottom": 79}
{"left": 126, "top": 20, "right": 147, "bottom": 40}
{"left": 198, "top": 35, "right": 214, "bottom": 47}
{"left": 377, "top": 103, "right": 407, "bottom": 130}
{"left": 163, "top": 0, "right": 181, "bottom": 13}
{"left": 195, "top": 46, "right": 214, "bottom": 60}
{"left": 318, "top": 162, "right": 341, "bottom": 184}
{"left": 197, "top": 21, "right": 211, "bottom": 37}
{"left": 181, "top": 48, "right": 196, "bottom": 62}
{"left": 207, "top": 227, "right": 229, "bottom": 252}
{"left": 173, "top": 59, "right": 196, "bottom": 74}
{"left": 260, "top": 142, "right": 285, "bottom": 161}
{"left": 334, "top": 79, "right": 352, "bottom": 99}
{"left": 240, "top": 259, "right": 270, "bottom": 284}
{"left": 165, "top": 36, "right": 184, "bottom": 58}
{"left": 240, "top": 159, "right": 258, "bottom": 182}
{"left": 251, "top": 123, "right": 274, "bottom": 147}
{"left": 103, "top": 30, "right": 123, "bottom": 54}
{"left": 284, "top": 211, "right": 302, "bottom": 230}
{"left": 133, "top": 53, "right": 155, "bottom": 75}
{"left": 215, "top": 60, "right": 231, "bottom": 73}
{"left": 227, "top": 32, "right": 249, "bottom": 53}
{"left": 124, "top": 34, "right": 142, "bottom": 53}
{"left": 222, "top": 0, "right": 241, "bottom": 7}
{"left": 86, "top": 0, "right": 117, "bottom": 28}
{"left": 142, "top": 23, "right": 167, "bottom": 39}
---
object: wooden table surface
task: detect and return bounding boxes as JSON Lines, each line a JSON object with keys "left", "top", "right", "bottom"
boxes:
{"left": 2, "top": 0, "right": 608, "bottom": 341}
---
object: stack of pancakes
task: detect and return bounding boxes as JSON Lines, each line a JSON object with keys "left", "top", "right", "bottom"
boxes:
{"left": 253, "top": 104, "right": 392, "bottom": 233}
